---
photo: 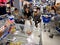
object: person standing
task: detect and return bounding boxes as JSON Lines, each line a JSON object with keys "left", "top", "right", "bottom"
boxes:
{"left": 33, "top": 8, "right": 41, "bottom": 28}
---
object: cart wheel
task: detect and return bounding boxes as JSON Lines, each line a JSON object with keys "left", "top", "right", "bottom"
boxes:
{"left": 49, "top": 34, "right": 54, "bottom": 38}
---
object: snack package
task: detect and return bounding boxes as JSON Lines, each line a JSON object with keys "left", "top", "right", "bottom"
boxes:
{"left": 10, "top": 26, "right": 16, "bottom": 34}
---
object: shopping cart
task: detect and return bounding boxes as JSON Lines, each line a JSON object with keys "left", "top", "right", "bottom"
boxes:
{"left": 5, "top": 23, "right": 31, "bottom": 45}
{"left": 14, "top": 20, "right": 41, "bottom": 45}
{"left": 56, "top": 27, "right": 60, "bottom": 33}
{"left": 55, "top": 21, "right": 60, "bottom": 35}
{"left": 48, "top": 15, "right": 60, "bottom": 38}
{"left": 0, "top": 18, "right": 41, "bottom": 45}
{"left": 42, "top": 15, "right": 51, "bottom": 32}
{"left": 0, "top": 23, "right": 15, "bottom": 41}
{"left": 54, "top": 15, "right": 60, "bottom": 35}
{"left": 0, "top": 16, "right": 16, "bottom": 45}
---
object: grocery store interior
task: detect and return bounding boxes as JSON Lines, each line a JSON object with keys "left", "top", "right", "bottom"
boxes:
{"left": 0, "top": 0, "right": 60, "bottom": 45}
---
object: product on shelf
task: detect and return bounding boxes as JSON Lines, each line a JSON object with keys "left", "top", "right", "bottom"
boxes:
{"left": 10, "top": 42, "right": 22, "bottom": 45}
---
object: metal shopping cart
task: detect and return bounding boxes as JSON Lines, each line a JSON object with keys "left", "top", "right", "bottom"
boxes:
{"left": 0, "top": 16, "right": 16, "bottom": 45}
{"left": 56, "top": 26, "right": 60, "bottom": 34}
{"left": 48, "top": 15, "right": 60, "bottom": 38}
{"left": 53, "top": 15, "right": 60, "bottom": 35}
{"left": 0, "top": 19, "right": 32, "bottom": 45}
{"left": 0, "top": 17, "right": 8, "bottom": 40}
{"left": 0, "top": 18, "right": 41, "bottom": 45}
{"left": 14, "top": 19, "right": 41, "bottom": 45}
{"left": 5, "top": 21, "right": 33, "bottom": 45}
{"left": 0, "top": 21, "right": 15, "bottom": 41}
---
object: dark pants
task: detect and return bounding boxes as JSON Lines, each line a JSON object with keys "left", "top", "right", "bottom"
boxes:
{"left": 0, "top": 6, "right": 6, "bottom": 15}
{"left": 34, "top": 19, "right": 41, "bottom": 27}
{"left": 20, "top": 25, "right": 24, "bottom": 31}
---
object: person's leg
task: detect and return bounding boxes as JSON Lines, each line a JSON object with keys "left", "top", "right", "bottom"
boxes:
{"left": 2, "top": 6, "right": 6, "bottom": 15}
{"left": 28, "top": 16, "right": 32, "bottom": 25}
{"left": 30, "top": 20, "right": 32, "bottom": 25}
{"left": 38, "top": 19, "right": 41, "bottom": 27}
{"left": 20, "top": 25, "right": 24, "bottom": 33}
{"left": 35, "top": 21, "right": 38, "bottom": 28}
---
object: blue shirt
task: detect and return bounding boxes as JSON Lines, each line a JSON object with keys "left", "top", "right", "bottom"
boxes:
{"left": 42, "top": 16, "right": 51, "bottom": 23}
